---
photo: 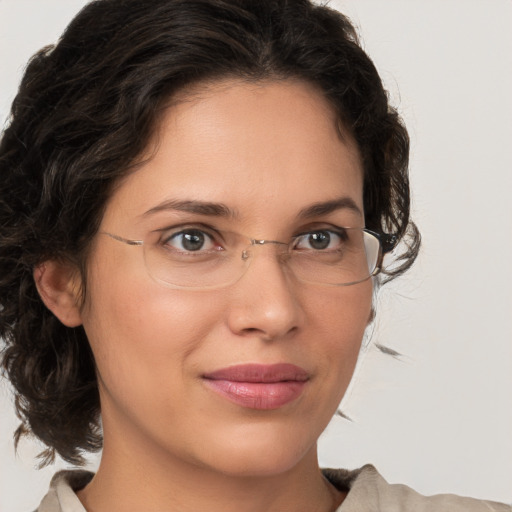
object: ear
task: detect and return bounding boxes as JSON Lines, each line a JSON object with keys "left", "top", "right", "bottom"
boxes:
{"left": 33, "top": 260, "right": 83, "bottom": 327}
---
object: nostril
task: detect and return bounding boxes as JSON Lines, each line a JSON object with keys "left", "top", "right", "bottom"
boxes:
{"left": 243, "top": 327, "right": 260, "bottom": 334}
{"left": 239, "top": 325, "right": 299, "bottom": 341}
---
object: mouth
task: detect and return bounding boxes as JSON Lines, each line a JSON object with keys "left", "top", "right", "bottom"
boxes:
{"left": 202, "top": 363, "right": 309, "bottom": 410}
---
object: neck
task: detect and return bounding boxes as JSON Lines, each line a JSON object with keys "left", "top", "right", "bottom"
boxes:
{"left": 77, "top": 426, "right": 344, "bottom": 512}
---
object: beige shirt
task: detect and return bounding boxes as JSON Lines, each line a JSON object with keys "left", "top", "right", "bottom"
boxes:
{"left": 36, "top": 465, "right": 511, "bottom": 512}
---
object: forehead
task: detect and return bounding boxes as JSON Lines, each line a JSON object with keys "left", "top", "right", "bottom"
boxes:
{"left": 102, "top": 79, "right": 364, "bottom": 230}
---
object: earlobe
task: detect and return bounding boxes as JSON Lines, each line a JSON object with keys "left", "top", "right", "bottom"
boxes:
{"left": 33, "top": 260, "right": 83, "bottom": 327}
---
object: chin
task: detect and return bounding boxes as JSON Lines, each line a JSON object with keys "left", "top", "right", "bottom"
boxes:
{"left": 190, "top": 422, "right": 319, "bottom": 478}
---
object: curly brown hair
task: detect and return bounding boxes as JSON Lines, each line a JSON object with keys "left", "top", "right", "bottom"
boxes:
{"left": 0, "top": 0, "right": 420, "bottom": 466}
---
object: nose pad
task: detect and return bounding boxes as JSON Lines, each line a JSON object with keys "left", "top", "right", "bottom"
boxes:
{"left": 229, "top": 240, "right": 301, "bottom": 339}
{"left": 240, "top": 239, "right": 291, "bottom": 272}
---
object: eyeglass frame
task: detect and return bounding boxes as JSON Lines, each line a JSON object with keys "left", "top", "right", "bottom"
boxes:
{"left": 100, "top": 228, "right": 398, "bottom": 289}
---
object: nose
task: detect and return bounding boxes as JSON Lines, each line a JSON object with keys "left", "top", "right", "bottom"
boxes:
{"left": 226, "top": 244, "right": 303, "bottom": 341}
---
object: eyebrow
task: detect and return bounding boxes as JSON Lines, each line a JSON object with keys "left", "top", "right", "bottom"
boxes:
{"left": 298, "top": 197, "right": 363, "bottom": 219}
{"left": 142, "top": 196, "right": 362, "bottom": 220}
{"left": 142, "top": 199, "right": 238, "bottom": 218}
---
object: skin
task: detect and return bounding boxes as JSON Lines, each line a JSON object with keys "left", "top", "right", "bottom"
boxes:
{"left": 38, "top": 79, "right": 373, "bottom": 512}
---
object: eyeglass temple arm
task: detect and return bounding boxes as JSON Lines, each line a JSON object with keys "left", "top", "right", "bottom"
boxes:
{"left": 102, "top": 232, "right": 144, "bottom": 246}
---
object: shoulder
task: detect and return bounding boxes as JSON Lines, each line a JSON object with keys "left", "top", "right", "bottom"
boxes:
{"left": 323, "top": 465, "right": 511, "bottom": 512}
{"left": 34, "top": 470, "right": 93, "bottom": 512}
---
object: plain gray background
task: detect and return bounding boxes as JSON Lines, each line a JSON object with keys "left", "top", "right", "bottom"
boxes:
{"left": 1, "top": 1, "right": 511, "bottom": 510}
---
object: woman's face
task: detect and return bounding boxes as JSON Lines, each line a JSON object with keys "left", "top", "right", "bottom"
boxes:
{"left": 79, "top": 79, "right": 372, "bottom": 476}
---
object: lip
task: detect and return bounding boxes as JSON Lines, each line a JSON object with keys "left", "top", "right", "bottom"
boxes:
{"left": 202, "top": 363, "right": 309, "bottom": 410}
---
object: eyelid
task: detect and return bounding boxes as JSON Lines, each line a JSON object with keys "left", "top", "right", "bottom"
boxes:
{"left": 151, "top": 222, "right": 352, "bottom": 244}
{"left": 293, "top": 224, "right": 348, "bottom": 239}
{"left": 157, "top": 225, "right": 226, "bottom": 255}
{"left": 152, "top": 222, "right": 223, "bottom": 239}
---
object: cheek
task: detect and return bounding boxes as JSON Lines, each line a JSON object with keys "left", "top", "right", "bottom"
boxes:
{"left": 309, "top": 279, "right": 372, "bottom": 342}
{"left": 307, "top": 281, "right": 372, "bottom": 387}
{"left": 80, "top": 248, "right": 222, "bottom": 394}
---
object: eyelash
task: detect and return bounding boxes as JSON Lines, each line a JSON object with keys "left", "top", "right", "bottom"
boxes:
{"left": 159, "top": 225, "right": 220, "bottom": 249}
{"left": 156, "top": 223, "right": 349, "bottom": 251}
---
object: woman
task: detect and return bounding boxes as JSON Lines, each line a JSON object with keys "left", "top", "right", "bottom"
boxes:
{"left": 0, "top": 1, "right": 509, "bottom": 511}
